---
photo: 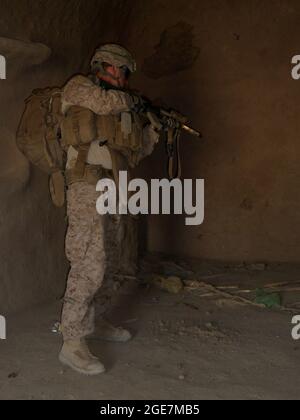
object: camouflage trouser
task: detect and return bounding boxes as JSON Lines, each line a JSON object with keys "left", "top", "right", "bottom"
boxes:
{"left": 61, "top": 181, "right": 107, "bottom": 341}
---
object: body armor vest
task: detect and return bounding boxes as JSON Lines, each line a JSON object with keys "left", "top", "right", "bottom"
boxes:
{"left": 61, "top": 106, "right": 144, "bottom": 185}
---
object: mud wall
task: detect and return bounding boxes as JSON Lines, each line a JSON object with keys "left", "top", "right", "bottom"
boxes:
{"left": 126, "top": 0, "right": 300, "bottom": 263}
{"left": 0, "top": 0, "right": 134, "bottom": 313}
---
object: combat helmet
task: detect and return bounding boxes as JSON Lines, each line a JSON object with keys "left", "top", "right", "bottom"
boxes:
{"left": 91, "top": 44, "right": 137, "bottom": 77}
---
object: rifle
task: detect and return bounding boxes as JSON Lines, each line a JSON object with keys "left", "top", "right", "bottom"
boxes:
{"left": 99, "top": 80, "right": 203, "bottom": 179}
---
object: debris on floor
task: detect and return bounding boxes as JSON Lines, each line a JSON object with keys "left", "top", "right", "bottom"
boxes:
{"left": 246, "top": 263, "right": 267, "bottom": 271}
{"left": 254, "top": 289, "right": 281, "bottom": 309}
{"left": 8, "top": 372, "right": 19, "bottom": 379}
{"left": 160, "top": 261, "right": 194, "bottom": 279}
{"left": 184, "top": 281, "right": 265, "bottom": 308}
{"left": 51, "top": 322, "right": 61, "bottom": 334}
{"left": 149, "top": 319, "right": 230, "bottom": 343}
{"left": 151, "top": 275, "right": 184, "bottom": 294}
{"left": 1, "top": 257, "right": 300, "bottom": 400}
{"left": 139, "top": 256, "right": 300, "bottom": 315}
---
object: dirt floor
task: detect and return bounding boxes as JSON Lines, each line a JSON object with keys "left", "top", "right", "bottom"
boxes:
{"left": 0, "top": 256, "right": 300, "bottom": 400}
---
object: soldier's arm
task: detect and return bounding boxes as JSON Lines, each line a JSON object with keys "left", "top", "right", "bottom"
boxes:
{"left": 62, "top": 75, "right": 133, "bottom": 115}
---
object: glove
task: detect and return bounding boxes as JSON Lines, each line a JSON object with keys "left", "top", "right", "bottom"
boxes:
{"left": 131, "top": 94, "right": 149, "bottom": 113}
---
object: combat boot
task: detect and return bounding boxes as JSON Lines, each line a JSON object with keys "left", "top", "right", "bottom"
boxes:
{"left": 59, "top": 338, "right": 105, "bottom": 376}
{"left": 96, "top": 318, "right": 132, "bottom": 343}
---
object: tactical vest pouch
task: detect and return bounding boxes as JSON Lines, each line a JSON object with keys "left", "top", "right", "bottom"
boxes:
{"left": 61, "top": 106, "right": 97, "bottom": 146}
{"left": 73, "top": 145, "right": 90, "bottom": 179}
{"left": 49, "top": 171, "right": 65, "bottom": 208}
{"left": 95, "top": 114, "right": 116, "bottom": 143}
{"left": 95, "top": 113, "right": 143, "bottom": 168}
{"left": 109, "top": 148, "right": 129, "bottom": 188}
{"left": 115, "top": 114, "right": 143, "bottom": 152}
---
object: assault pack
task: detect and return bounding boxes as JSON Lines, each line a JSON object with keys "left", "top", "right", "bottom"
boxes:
{"left": 16, "top": 88, "right": 66, "bottom": 207}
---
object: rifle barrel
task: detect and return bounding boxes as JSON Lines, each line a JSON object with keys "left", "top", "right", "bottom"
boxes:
{"left": 182, "top": 124, "right": 202, "bottom": 138}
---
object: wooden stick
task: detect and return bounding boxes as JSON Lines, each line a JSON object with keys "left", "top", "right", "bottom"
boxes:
{"left": 185, "top": 281, "right": 300, "bottom": 314}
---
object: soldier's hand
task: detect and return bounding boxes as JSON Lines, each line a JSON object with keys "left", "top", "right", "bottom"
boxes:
{"left": 131, "top": 95, "right": 149, "bottom": 113}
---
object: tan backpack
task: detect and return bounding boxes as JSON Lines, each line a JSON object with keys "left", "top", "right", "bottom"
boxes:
{"left": 16, "top": 87, "right": 66, "bottom": 207}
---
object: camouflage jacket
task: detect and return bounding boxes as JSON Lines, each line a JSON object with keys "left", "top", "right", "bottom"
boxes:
{"left": 61, "top": 75, "right": 159, "bottom": 169}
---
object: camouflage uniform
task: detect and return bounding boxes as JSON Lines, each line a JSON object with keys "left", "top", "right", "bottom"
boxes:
{"left": 62, "top": 182, "right": 106, "bottom": 340}
{"left": 60, "top": 75, "right": 159, "bottom": 341}
{"left": 61, "top": 75, "right": 133, "bottom": 116}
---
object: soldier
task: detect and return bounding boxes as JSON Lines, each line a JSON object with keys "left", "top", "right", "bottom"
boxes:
{"left": 59, "top": 44, "right": 159, "bottom": 375}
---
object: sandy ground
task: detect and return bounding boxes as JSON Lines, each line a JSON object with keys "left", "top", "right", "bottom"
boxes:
{"left": 0, "top": 258, "right": 300, "bottom": 400}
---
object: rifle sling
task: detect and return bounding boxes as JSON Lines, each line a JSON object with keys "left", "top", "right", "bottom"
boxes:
{"left": 167, "top": 128, "right": 182, "bottom": 180}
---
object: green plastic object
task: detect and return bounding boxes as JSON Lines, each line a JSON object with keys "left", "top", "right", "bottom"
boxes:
{"left": 255, "top": 289, "right": 281, "bottom": 308}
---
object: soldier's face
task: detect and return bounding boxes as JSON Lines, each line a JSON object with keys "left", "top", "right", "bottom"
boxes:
{"left": 101, "top": 65, "right": 129, "bottom": 89}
